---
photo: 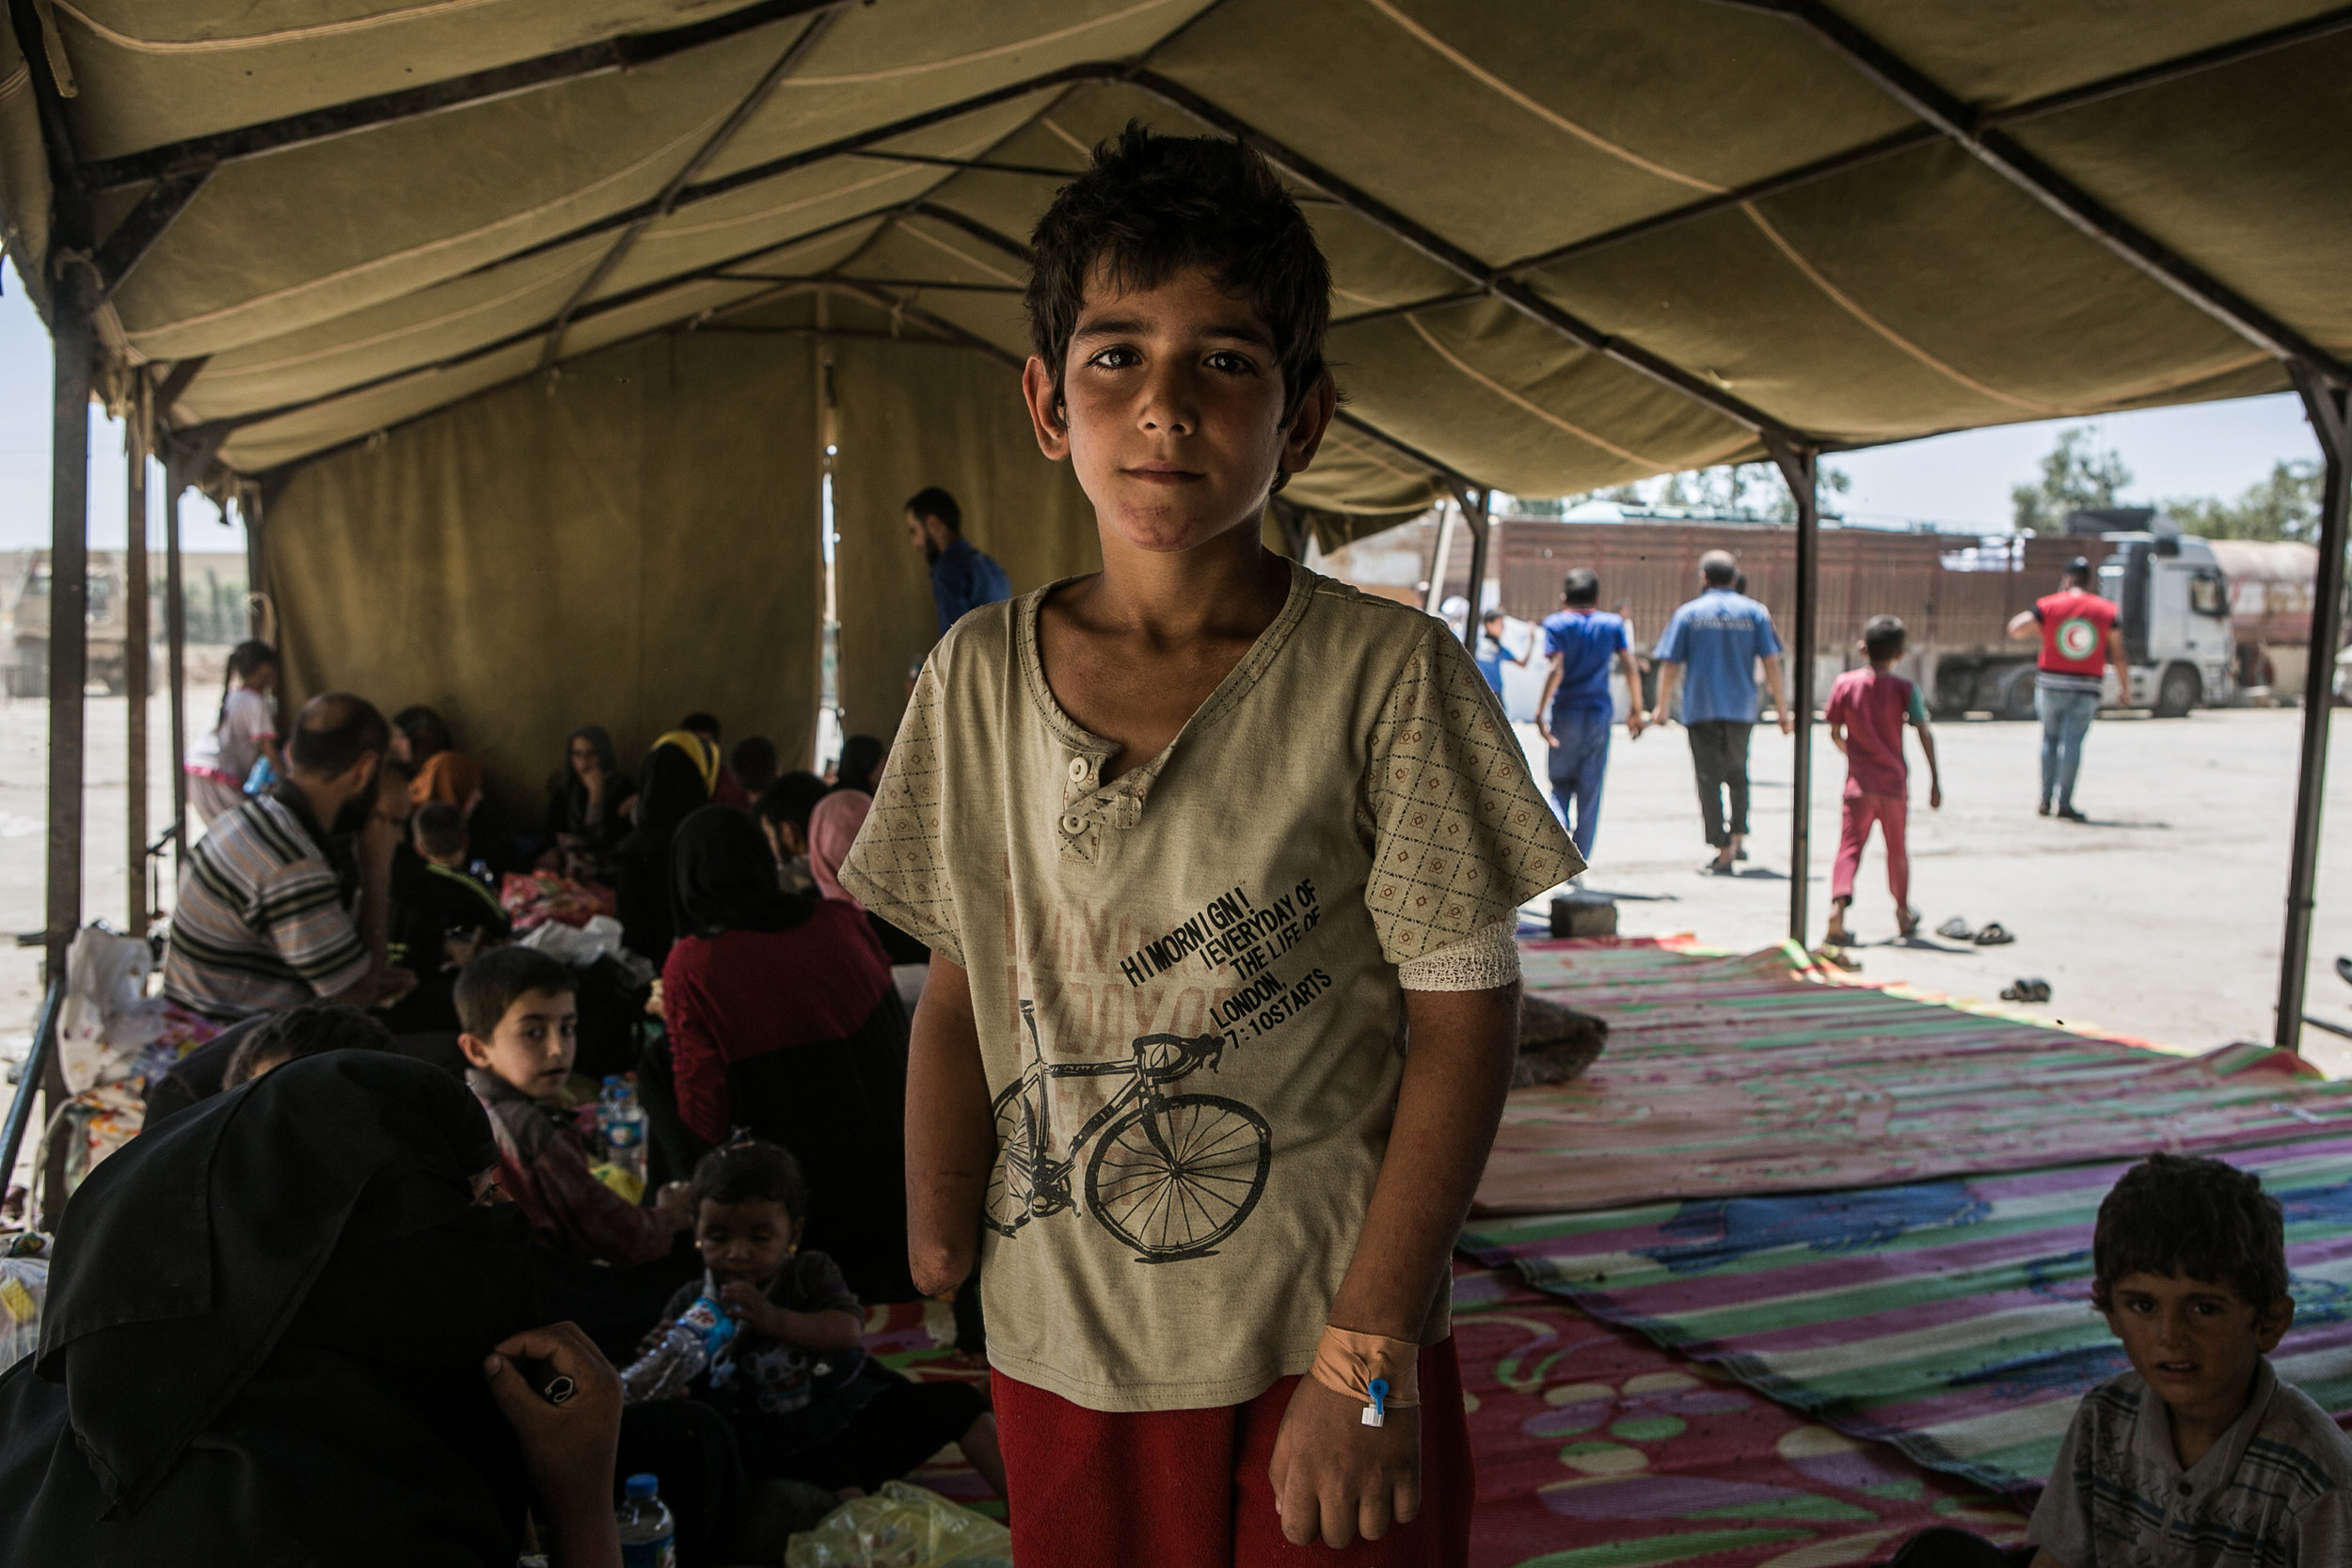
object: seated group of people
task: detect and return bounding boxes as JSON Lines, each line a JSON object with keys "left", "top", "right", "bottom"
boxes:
{"left": 11, "top": 678, "right": 977, "bottom": 1561}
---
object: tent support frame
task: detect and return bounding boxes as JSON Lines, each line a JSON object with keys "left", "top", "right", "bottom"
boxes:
{"left": 164, "top": 448, "right": 189, "bottom": 883}
{"left": 1729, "top": 0, "right": 2352, "bottom": 383}
{"left": 125, "top": 381, "right": 149, "bottom": 938}
{"left": 1765, "top": 436, "right": 1820, "bottom": 945}
{"left": 2276, "top": 366, "right": 2351, "bottom": 1054}
{"left": 1452, "top": 482, "right": 1494, "bottom": 637}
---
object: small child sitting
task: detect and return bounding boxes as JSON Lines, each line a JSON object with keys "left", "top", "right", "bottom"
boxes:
{"left": 654, "top": 1140, "right": 1005, "bottom": 1500}
{"left": 457, "top": 946, "right": 691, "bottom": 1267}
{"left": 1891, "top": 1151, "right": 2352, "bottom": 1566}
{"left": 1823, "top": 614, "right": 1940, "bottom": 947}
{"left": 394, "top": 801, "right": 511, "bottom": 972}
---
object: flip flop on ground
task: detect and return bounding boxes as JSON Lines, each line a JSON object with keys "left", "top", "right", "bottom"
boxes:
{"left": 1936, "top": 917, "right": 1975, "bottom": 941}
{"left": 1974, "top": 922, "right": 2015, "bottom": 945}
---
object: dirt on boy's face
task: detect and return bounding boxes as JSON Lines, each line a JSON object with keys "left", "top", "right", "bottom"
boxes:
{"left": 1027, "top": 261, "right": 1328, "bottom": 558}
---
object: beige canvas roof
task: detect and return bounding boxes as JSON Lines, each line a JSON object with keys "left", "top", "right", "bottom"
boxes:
{"left": 4, "top": 0, "right": 2347, "bottom": 516}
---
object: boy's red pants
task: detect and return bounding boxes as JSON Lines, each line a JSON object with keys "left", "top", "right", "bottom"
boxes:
{"left": 1831, "top": 791, "right": 1909, "bottom": 910}
{"left": 991, "top": 1338, "right": 1471, "bottom": 1567}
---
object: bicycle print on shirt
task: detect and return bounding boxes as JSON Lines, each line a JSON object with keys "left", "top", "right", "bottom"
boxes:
{"left": 987, "top": 879, "right": 1333, "bottom": 1264}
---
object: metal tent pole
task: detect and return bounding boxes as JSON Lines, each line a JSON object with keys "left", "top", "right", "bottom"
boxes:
{"left": 125, "top": 384, "right": 149, "bottom": 937}
{"left": 165, "top": 450, "right": 189, "bottom": 880}
{"left": 2276, "top": 367, "right": 2351, "bottom": 1053}
{"left": 1767, "top": 437, "right": 1821, "bottom": 945}
{"left": 1422, "top": 500, "right": 1461, "bottom": 614}
{"left": 1455, "top": 483, "right": 1495, "bottom": 641}
{"left": 44, "top": 288, "right": 93, "bottom": 983}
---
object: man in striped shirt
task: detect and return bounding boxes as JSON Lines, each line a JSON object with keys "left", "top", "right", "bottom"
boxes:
{"left": 164, "top": 692, "right": 415, "bottom": 1022}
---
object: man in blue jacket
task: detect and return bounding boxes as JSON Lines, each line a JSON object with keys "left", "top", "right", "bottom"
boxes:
{"left": 1651, "top": 549, "right": 1793, "bottom": 875}
{"left": 906, "top": 485, "right": 1011, "bottom": 637}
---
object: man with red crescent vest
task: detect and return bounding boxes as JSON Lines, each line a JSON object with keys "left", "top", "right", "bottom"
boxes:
{"left": 2006, "top": 556, "right": 2126, "bottom": 822}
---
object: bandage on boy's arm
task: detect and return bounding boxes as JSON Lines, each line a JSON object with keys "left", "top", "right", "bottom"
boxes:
{"left": 1325, "top": 981, "right": 1519, "bottom": 1347}
{"left": 1310, "top": 1325, "right": 1421, "bottom": 1409}
{"left": 904, "top": 955, "right": 995, "bottom": 1296}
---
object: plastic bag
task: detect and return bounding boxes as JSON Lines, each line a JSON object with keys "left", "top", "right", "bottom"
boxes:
{"left": 0, "top": 1254, "right": 48, "bottom": 1374}
{"left": 58, "top": 927, "right": 154, "bottom": 1092}
{"left": 785, "top": 1481, "right": 1011, "bottom": 1568}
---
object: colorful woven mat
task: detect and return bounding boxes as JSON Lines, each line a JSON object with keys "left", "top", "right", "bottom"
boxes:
{"left": 860, "top": 1270, "right": 2031, "bottom": 1565}
{"left": 1481, "top": 940, "right": 2352, "bottom": 1214}
{"left": 1465, "top": 1138, "right": 2352, "bottom": 1497}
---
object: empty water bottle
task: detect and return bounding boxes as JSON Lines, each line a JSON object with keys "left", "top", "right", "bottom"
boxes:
{"left": 615, "top": 1473, "right": 676, "bottom": 1568}
{"left": 618, "top": 1273, "right": 738, "bottom": 1404}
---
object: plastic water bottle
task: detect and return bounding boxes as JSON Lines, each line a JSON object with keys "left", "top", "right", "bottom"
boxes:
{"left": 617, "top": 1273, "right": 738, "bottom": 1404}
{"left": 615, "top": 1473, "right": 676, "bottom": 1568}
{"left": 598, "top": 1075, "right": 646, "bottom": 1187}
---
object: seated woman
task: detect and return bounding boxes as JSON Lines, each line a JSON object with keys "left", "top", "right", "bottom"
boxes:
{"left": 0, "top": 1052, "right": 625, "bottom": 1567}
{"left": 806, "top": 789, "right": 930, "bottom": 967}
{"left": 660, "top": 806, "right": 914, "bottom": 1302}
{"left": 615, "top": 730, "right": 719, "bottom": 970}
{"left": 392, "top": 705, "right": 485, "bottom": 814}
{"left": 546, "top": 724, "right": 636, "bottom": 884}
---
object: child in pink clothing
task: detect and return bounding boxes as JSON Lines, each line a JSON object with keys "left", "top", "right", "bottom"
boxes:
{"left": 1823, "top": 616, "right": 1942, "bottom": 947}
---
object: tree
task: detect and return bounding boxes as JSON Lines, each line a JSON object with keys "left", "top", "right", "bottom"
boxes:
{"left": 2161, "top": 460, "right": 2322, "bottom": 543}
{"left": 2011, "top": 425, "right": 2132, "bottom": 531}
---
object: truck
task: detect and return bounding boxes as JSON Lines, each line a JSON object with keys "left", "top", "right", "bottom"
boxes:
{"left": 3, "top": 554, "right": 135, "bottom": 698}
{"left": 1331, "top": 504, "right": 2315, "bottom": 721}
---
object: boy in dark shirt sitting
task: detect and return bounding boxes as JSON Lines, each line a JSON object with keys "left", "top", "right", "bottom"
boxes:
{"left": 651, "top": 1140, "right": 1004, "bottom": 1501}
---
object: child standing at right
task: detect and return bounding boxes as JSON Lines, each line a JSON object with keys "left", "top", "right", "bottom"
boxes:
{"left": 1823, "top": 615, "right": 1940, "bottom": 947}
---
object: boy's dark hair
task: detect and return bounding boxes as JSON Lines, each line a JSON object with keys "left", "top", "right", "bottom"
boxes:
{"left": 1863, "top": 614, "right": 1908, "bottom": 661}
{"left": 729, "top": 736, "right": 781, "bottom": 796}
{"left": 453, "top": 945, "right": 579, "bottom": 1037}
{"left": 413, "top": 800, "right": 467, "bottom": 859}
{"left": 225, "top": 1001, "right": 395, "bottom": 1088}
{"left": 691, "top": 1139, "right": 811, "bottom": 1220}
{"left": 1025, "top": 125, "right": 1331, "bottom": 461}
{"left": 390, "top": 705, "right": 451, "bottom": 760}
{"left": 755, "top": 770, "right": 830, "bottom": 835}
{"left": 1562, "top": 568, "right": 1600, "bottom": 607}
{"left": 679, "top": 711, "right": 722, "bottom": 740}
{"left": 904, "top": 486, "right": 961, "bottom": 532}
{"left": 2091, "top": 1151, "right": 2288, "bottom": 1312}
{"left": 1700, "top": 550, "right": 1739, "bottom": 588}
{"left": 289, "top": 692, "right": 390, "bottom": 778}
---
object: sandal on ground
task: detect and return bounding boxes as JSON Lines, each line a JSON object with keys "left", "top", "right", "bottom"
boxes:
{"left": 1973, "top": 922, "right": 2015, "bottom": 945}
{"left": 2000, "top": 977, "right": 2052, "bottom": 1003}
{"left": 1935, "top": 917, "right": 1975, "bottom": 941}
{"left": 2337, "top": 957, "right": 2352, "bottom": 990}
{"left": 1897, "top": 908, "right": 1922, "bottom": 939}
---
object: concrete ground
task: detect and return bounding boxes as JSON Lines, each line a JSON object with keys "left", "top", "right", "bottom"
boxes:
{"left": 1521, "top": 705, "right": 2352, "bottom": 1073}
{"left": 0, "top": 692, "right": 2347, "bottom": 1073}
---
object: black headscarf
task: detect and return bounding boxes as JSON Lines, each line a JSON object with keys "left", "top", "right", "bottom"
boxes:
{"left": 624, "top": 736, "right": 714, "bottom": 857}
{"left": 833, "top": 734, "right": 886, "bottom": 796}
{"left": 671, "top": 805, "right": 812, "bottom": 941}
{"left": 0, "top": 1052, "right": 537, "bottom": 1562}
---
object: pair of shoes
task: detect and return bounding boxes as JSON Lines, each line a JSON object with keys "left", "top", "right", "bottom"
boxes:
{"left": 1935, "top": 916, "right": 1975, "bottom": 941}
{"left": 2037, "top": 799, "right": 2052, "bottom": 816}
{"left": 2055, "top": 804, "right": 2089, "bottom": 823}
{"left": 2000, "top": 977, "right": 2052, "bottom": 1003}
{"left": 1973, "top": 922, "right": 2015, "bottom": 946}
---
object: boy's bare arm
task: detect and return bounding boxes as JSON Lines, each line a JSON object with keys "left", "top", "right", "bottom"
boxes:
{"left": 1827, "top": 720, "right": 1847, "bottom": 754}
{"left": 1535, "top": 656, "right": 1563, "bottom": 744}
{"left": 1271, "top": 982, "right": 1518, "bottom": 1548}
{"left": 1914, "top": 718, "right": 1943, "bottom": 807}
{"left": 1616, "top": 649, "right": 1646, "bottom": 736}
{"left": 905, "top": 956, "right": 994, "bottom": 1296}
{"left": 1650, "top": 662, "right": 1680, "bottom": 725}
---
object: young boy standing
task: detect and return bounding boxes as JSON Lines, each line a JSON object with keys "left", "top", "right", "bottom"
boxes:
{"left": 1822, "top": 615, "right": 1940, "bottom": 947}
{"left": 840, "top": 130, "right": 1578, "bottom": 1564}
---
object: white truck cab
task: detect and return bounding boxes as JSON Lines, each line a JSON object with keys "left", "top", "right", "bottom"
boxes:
{"left": 2095, "top": 531, "right": 2234, "bottom": 716}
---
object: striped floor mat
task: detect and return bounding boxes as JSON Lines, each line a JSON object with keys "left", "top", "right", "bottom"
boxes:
{"left": 1481, "top": 940, "right": 2352, "bottom": 1214}
{"left": 865, "top": 1269, "right": 2031, "bottom": 1566}
{"left": 1464, "top": 1138, "right": 2352, "bottom": 1497}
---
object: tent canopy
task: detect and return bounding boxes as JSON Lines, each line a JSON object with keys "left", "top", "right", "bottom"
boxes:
{"left": 4, "top": 0, "right": 2347, "bottom": 513}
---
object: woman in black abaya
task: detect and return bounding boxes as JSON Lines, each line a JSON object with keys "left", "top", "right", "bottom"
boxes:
{"left": 0, "top": 1052, "right": 626, "bottom": 1567}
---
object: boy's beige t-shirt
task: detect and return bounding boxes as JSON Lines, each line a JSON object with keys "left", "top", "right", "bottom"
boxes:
{"left": 841, "top": 562, "right": 1580, "bottom": 1412}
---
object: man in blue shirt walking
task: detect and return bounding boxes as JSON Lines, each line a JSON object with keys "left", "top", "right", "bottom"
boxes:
{"left": 906, "top": 485, "right": 1011, "bottom": 637}
{"left": 1651, "top": 549, "right": 1793, "bottom": 875}
{"left": 1536, "top": 568, "right": 1645, "bottom": 859}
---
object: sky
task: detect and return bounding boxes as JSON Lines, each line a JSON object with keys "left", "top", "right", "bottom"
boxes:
{"left": 0, "top": 251, "right": 2320, "bottom": 550}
